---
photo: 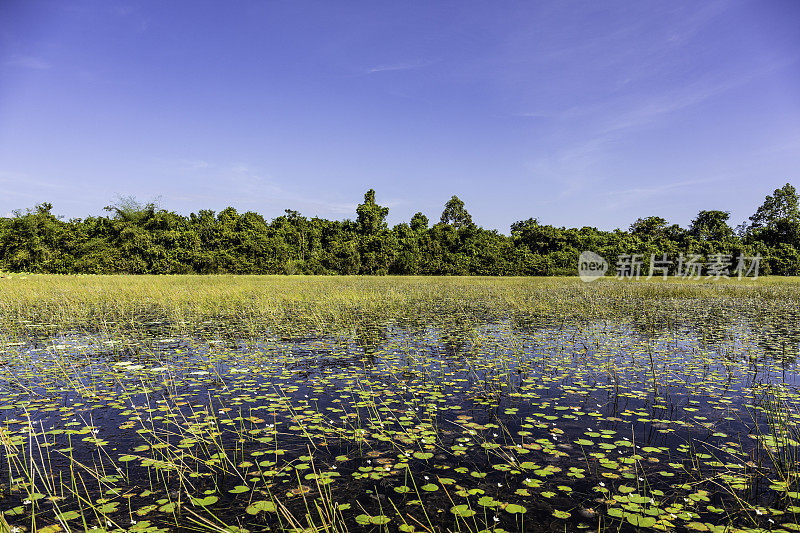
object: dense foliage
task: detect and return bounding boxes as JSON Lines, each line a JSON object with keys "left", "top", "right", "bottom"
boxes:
{"left": 1, "top": 184, "right": 799, "bottom": 275}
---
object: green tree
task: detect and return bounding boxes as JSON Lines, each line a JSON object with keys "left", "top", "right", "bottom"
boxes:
{"left": 103, "top": 195, "right": 160, "bottom": 224}
{"left": 356, "top": 189, "right": 389, "bottom": 236}
{"left": 410, "top": 212, "right": 429, "bottom": 232}
{"left": 0, "top": 203, "right": 65, "bottom": 272}
{"left": 355, "top": 190, "right": 393, "bottom": 274}
{"left": 1, "top": 184, "right": 798, "bottom": 276}
{"left": 748, "top": 183, "right": 800, "bottom": 231}
{"left": 688, "top": 210, "right": 734, "bottom": 242}
{"left": 440, "top": 196, "right": 473, "bottom": 228}
{"left": 746, "top": 184, "right": 800, "bottom": 267}
{"left": 629, "top": 216, "right": 669, "bottom": 239}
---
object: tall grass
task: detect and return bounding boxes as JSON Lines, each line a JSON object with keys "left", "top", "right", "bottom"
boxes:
{"left": 1, "top": 275, "right": 799, "bottom": 339}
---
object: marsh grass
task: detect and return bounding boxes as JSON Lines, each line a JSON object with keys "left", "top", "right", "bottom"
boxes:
{"left": 2, "top": 275, "right": 800, "bottom": 338}
{"left": 1, "top": 275, "right": 800, "bottom": 532}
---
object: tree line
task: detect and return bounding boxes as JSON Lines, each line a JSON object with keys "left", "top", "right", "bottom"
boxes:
{"left": 1, "top": 184, "right": 799, "bottom": 276}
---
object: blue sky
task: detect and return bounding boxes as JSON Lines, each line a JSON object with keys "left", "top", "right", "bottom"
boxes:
{"left": 1, "top": 1, "right": 799, "bottom": 232}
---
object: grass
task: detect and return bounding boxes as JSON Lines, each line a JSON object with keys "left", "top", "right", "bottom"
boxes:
{"left": 2, "top": 274, "right": 800, "bottom": 336}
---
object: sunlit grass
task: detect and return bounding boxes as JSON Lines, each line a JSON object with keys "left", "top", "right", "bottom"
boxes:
{"left": 1, "top": 274, "right": 799, "bottom": 335}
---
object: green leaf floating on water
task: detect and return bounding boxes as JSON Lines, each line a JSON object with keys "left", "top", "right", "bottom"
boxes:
{"left": 504, "top": 503, "right": 527, "bottom": 514}
{"left": 477, "top": 496, "right": 499, "bottom": 507}
{"left": 413, "top": 452, "right": 433, "bottom": 460}
{"left": 191, "top": 495, "right": 218, "bottom": 507}
{"left": 96, "top": 502, "right": 119, "bottom": 514}
{"left": 246, "top": 500, "right": 277, "bottom": 514}
{"left": 626, "top": 514, "right": 656, "bottom": 528}
{"left": 56, "top": 510, "right": 81, "bottom": 521}
{"left": 451, "top": 505, "right": 476, "bottom": 517}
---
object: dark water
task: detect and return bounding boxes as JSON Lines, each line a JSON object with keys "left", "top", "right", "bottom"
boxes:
{"left": 1, "top": 315, "right": 799, "bottom": 532}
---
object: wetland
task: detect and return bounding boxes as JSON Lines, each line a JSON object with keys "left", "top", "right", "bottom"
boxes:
{"left": 0, "top": 276, "right": 799, "bottom": 533}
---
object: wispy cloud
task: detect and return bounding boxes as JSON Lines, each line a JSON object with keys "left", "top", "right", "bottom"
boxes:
{"left": 0, "top": 171, "right": 64, "bottom": 190}
{"left": 165, "top": 160, "right": 356, "bottom": 216}
{"left": 365, "top": 59, "right": 434, "bottom": 74}
{"left": 527, "top": 53, "right": 794, "bottom": 136}
{"left": 521, "top": 53, "right": 796, "bottom": 207}
{"left": 750, "top": 136, "right": 800, "bottom": 158}
{"left": 4, "top": 55, "right": 51, "bottom": 70}
{"left": 167, "top": 158, "right": 210, "bottom": 171}
{"left": 601, "top": 177, "right": 723, "bottom": 211}
{"left": 598, "top": 59, "right": 793, "bottom": 136}
{"left": 0, "top": 171, "right": 68, "bottom": 212}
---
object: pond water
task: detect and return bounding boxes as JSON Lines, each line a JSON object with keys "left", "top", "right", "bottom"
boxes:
{"left": 1, "top": 311, "right": 800, "bottom": 532}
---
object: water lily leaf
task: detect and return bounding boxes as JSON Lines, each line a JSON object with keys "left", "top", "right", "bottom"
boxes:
{"left": 56, "top": 510, "right": 81, "bottom": 521}
{"left": 626, "top": 514, "right": 656, "bottom": 527}
{"left": 245, "top": 500, "right": 276, "bottom": 514}
{"left": 451, "top": 505, "right": 476, "bottom": 517}
{"left": 158, "top": 502, "right": 177, "bottom": 513}
{"left": 191, "top": 496, "right": 218, "bottom": 507}
{"left": 478, "top": 496, "right": 499, "bottom": 507}
{"left": 96, "top": 502, "right": 119, "bottom": 514}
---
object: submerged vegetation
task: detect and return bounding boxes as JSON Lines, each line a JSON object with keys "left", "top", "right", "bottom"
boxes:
{"left": 1, "top": 276, "right": 800, "bottom": 532}
{"left": 2, "top": 183, "right": 800, "bottom": 275}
